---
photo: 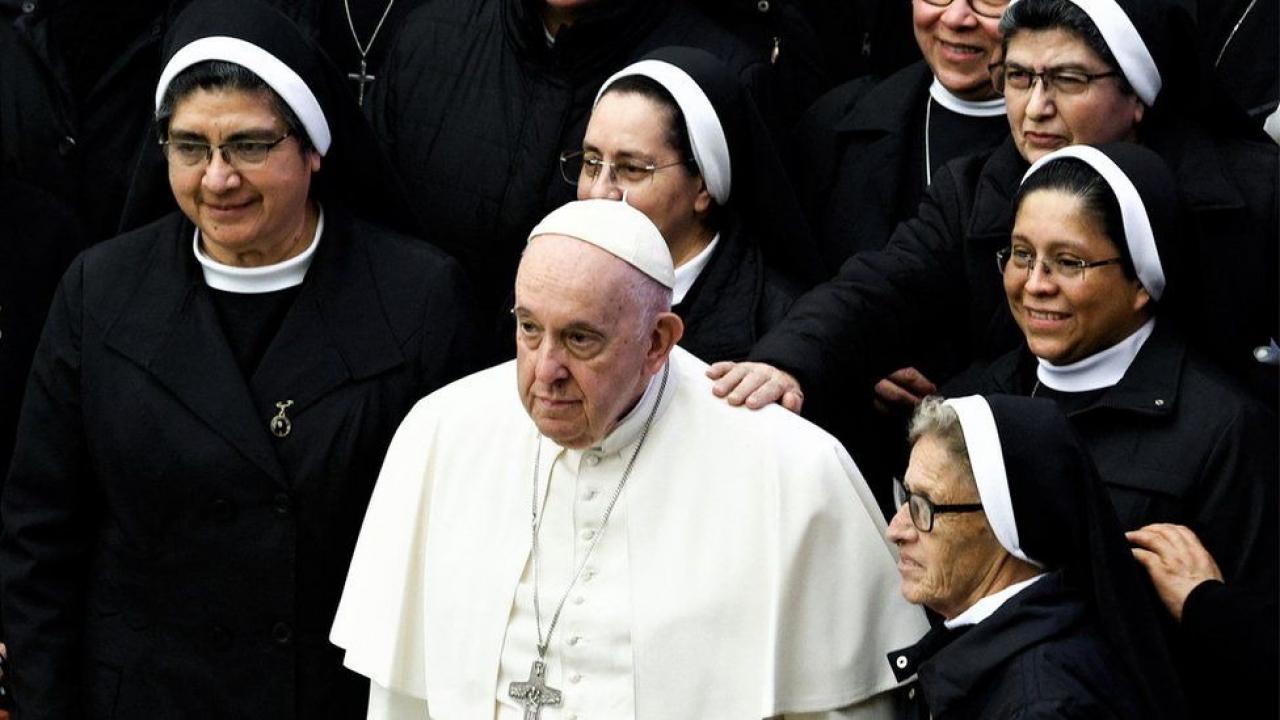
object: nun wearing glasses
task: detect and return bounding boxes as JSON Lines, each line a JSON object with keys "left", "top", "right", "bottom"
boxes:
{"left": 711, "top": 0, "right": 1277, "bottom": 417}
{"left": 886, "top": 394, "right": 1185, "bottom": 719}
{"left": 965, "top": 142, "right": 1276, "bottom": 717}
{"left": 0, "top": 1, "right": 476, "bottom": 717}
{"left": 566, "top": 46, "right": 810, "bottom": 364}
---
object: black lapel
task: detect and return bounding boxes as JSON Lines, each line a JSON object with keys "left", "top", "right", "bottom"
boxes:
{"left": 249, "top": 209, "right": 406, "bottom": 423}
{"left": 103, "top": 214, "right": 288, "bottom": 484}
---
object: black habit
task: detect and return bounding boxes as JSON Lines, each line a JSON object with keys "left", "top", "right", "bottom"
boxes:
{"left": 0, "top": 208, "right": 477, "bottom": 718}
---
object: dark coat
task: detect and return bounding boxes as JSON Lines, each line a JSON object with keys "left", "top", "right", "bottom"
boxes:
{"left": 673, "top": 214, "right": 798, "bottom": 363}
{"left": 893, "top": 572, "right": 1144, "bottom": 720}
{"left": 1, "top": 209, "right": 477, "bottom": 720}
{"left": 750, "top": 132, "right": 1278, "bottom": 420}
{"left": 957, "top": 321, "right": 1278, "bottom": 719}
{"left": 965, "top": 321, "right": 1277, "bottom": 591}
{"left": 0, "top": 176, "right": 84, "bottom": 487}
{"left": 795, "top": 61, "right": 955, "bottom": 272}
{"left": 368, "top": 0, "right": 771, "bottom": 321}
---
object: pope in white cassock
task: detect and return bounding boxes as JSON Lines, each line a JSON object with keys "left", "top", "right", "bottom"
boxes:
{"left": 330, "top": 199, "right": 928, "bottom": 719}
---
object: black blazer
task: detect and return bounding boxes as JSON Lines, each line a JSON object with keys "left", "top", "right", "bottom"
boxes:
{"left": 1, "top": 209, "right": 478, "bottom": 720}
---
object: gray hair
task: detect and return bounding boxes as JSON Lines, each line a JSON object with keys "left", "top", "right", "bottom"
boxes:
{"left": 908, "top": 396, "right": 976, "bottom": 492}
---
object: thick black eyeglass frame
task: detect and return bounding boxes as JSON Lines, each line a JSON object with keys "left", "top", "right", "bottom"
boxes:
{"left": 893, "top": 477, "right": 984, "bottom": 533}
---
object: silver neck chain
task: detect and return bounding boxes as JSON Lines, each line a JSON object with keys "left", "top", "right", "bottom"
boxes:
{"left": 529, "top": 362, "right": 669, "bottom": 659}
{"left": 343, "top": 0, "right": 397, "bottom": 58}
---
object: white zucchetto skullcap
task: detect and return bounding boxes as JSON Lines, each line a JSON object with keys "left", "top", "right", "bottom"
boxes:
{"left": 528, "top": 199, "right": 675, "bottom": 289}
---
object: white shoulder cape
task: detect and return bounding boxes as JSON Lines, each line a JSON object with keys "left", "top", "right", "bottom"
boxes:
{"left": 331, "top": 347, "right": 927, "bottom": 718}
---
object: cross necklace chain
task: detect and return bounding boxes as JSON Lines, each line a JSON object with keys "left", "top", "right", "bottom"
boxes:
{"left": 508, "top": 363, "right": 669, "bottom": 720}
{"left": 342, "top": 0, "right": 397, "bottom": 106}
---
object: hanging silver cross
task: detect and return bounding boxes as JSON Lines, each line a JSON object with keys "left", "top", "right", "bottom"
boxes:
{"left": 348, "top": 58, "right": 375, "bottom": 106}
{"left": 508, "top": 659, "right": 562, "bottom": 720}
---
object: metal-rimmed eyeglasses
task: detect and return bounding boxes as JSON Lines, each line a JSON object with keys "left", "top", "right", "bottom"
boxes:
{"left": 919, "top": 0, "right": 1009, "bottom": 19}
{"left": 893, "top": 477, "right": 983, "bottom": 533}
{"left": 160, "top": 132, "right": 293, "bottom": 169}
{"left": 989, "top": 62, "right": 1122, "bottom": 96}
{"left": 558, "top": 149, "right": 691, "bottom": 188}
{"left": 997, "top": 246, "right": 1124, "bottom": 280}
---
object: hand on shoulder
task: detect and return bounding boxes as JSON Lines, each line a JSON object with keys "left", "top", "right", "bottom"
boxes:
{"left": 706, "top": 361, "right": 804, "bottom": 413}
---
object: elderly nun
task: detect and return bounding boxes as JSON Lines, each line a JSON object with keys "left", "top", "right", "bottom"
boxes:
{"left": 0, "top": 1, "right": 477, "bottom": 717}
{"left": 886, "top": 394, "right": 1185, "bottom": 719}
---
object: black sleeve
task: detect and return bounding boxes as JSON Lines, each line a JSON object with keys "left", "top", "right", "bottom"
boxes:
{"left": 414, "top": 253, "right": 484, "bottom": 392}
{"left": 748, "top": 162, "right": 971, "bottom": 417}
{"left": 1, "top": 256, "right": 94, "bottom": 720}
{"left": 1180, "top": 579, "right": 1278, "bottom": 716}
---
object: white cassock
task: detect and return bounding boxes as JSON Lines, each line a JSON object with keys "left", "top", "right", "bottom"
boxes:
{"left": 331, "top": 347, "right": 928, "bottom": 719}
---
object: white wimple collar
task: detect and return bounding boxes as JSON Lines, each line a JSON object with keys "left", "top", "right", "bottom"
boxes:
{"left": 928, "top": 79, "right": 1006, "bottom": 117}
{"left": 194, "top": 205, "right": 324, "bottom": 294}
{"left": 672, "top": 233, "right": 719, "bottom": 306}
{"left": 944, "top": 574, "right": 1046, "bottom": 629}
{"left": 1037, "top": 317, "right": 1155, "bottom": 393}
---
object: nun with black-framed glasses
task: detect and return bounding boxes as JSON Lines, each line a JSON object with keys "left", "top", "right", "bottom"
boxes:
{"left": 0, "top": 1, "right": 478, "bottom": 717}
{"left": 886, "top": 393, "right": 1185, "bottom": 719}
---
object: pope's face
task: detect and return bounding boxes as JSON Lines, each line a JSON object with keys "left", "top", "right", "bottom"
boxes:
{"left": 514, "top": 234, "right": 660, "bottom": 449}
{"left": 886, "top": 434, "right": 1006, "bottom": 619}
{"left": 166, "top": 87, "right": 321, "bottom": 266}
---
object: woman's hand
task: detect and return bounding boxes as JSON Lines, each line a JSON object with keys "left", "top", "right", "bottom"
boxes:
{"left": 707, "top": 362, "right": 804, "bottom": 413}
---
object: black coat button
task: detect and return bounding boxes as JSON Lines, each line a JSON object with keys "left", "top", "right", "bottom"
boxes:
{"left": 210, "top": 497, "right": 234, "bottom": 523}
{"left": 209, "top": 624, "right": 232, "bottom": 650}
{"left": 271, "top": 621, "right": 293, "bottom": 645}
{"left": 272, "top": 493, "right": 291, "bottom": 516}
{"left": 20, "top": 1, "right": 35, "bottom": 14}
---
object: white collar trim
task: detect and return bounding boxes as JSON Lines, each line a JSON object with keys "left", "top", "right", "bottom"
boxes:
{"left": 944, "top": 574, "right": 1047, "bottom": 629}
{"left": 194, "top": 205, "right": 324, "bottom": 294}
{"left": 1037, "top": 317, "right": 1156, "bottom": 392}
{"left": 929, "top": 79, "right": 1007, "bottom": 117}
{"left": 672, "top": 233, "right": 719, "bottom": 306}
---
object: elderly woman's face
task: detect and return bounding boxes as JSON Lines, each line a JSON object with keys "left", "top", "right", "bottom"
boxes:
{"left": 913, "top": 0, "right": 1006, "bottom": 101}
{"left": 887, "top": 434, "right": 1005, "bottom": 619}
{"left": 1004, "top": 189, "right": 1150, "bottom": 365}
{"left": 166, "top": 87, "right": 320, "bottom": 267}
{"left": 1004, "top": 28, "right": 1145, "bottom": 163}
{"left": 578, "top": 91, "right": 711, "bottom": 263}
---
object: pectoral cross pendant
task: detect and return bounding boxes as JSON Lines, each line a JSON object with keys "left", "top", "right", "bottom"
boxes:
{"left": 508, "top": 659, "right": 562, "bottom": 720}
{"left": 348, "top": 58, "right": 375, "bottom": 106}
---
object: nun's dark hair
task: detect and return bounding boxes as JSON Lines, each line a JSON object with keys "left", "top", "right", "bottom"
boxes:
{"left": 1000, "top": 0, "right": 1135, "bottom": 97}
{"left": 601, "top": 74, "right": 700, "bottom": 176}
{"left": 155, "top": 60, "right": 313, "bottom": 151}
{"left": 1013, "top": 158, "right": 1140, "bottom": 282}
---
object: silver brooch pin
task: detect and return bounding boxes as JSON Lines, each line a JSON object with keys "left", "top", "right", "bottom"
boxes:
{"left": 269, "top": 400, "right": 294, "bottom": 438}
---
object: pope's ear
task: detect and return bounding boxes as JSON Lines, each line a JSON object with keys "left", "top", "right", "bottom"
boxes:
{"left": 644, "top": 311, "right": 683, "bottom": 373}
